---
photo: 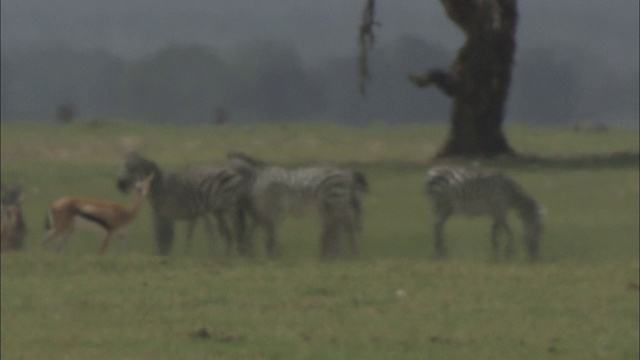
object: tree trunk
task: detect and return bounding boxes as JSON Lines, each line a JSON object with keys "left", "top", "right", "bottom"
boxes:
{"left": 410, "top": 0, "right": 517, "bottom": 158}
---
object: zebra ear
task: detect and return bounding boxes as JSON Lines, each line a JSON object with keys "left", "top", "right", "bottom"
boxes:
{"left": 226, "top": 153, "right": 259, "bottom": 179}
{"left": 227, "top": 152, "right": 265, "bottom": 167}
{"left": 226, "top": 152, "right": 246, "bottom": 161}
{"left": 124, "top": 151, "right": 140, "bottom": 160}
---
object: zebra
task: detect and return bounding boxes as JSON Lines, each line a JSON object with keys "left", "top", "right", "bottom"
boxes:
{"left": 116, "top": 152, "right": 246, "bottom": 256}
{"left": 0, "top": 183, "right": 27, "bottom": 252}
{"left": 227, "top": 152, "right": 369, "bottom": 260}
{"left": 424, "top": 165, "right": 542, "bottom": 262}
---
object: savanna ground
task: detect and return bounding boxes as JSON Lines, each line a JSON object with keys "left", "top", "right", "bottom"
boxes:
{"left": 1, "top": 121, "right": 639, "bottom": 359}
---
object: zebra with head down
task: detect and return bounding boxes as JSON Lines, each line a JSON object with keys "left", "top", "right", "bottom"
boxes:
{"left": 116, "top": 152, "right": 247, "bottom": 256}
{"left": 227, "top": 152, "right": 368, "bottom": 260}
{"left": 424, "top": 165, "right": 543, "bottom": 262}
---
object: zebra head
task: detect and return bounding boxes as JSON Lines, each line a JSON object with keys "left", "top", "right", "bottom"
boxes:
{"left": 117, "top": 152, "right": 161, "bottom": 194}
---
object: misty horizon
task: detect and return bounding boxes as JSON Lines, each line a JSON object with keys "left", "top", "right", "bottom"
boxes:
{"left": 1, "top": 0, "right": 638, "bottom": 125}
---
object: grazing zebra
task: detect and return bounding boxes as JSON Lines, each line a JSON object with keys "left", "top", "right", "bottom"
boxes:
{"left": 0, "top": 184, "right": 27, "bottom": 252}
{"left": 424, "top": 165, "right": 542, "bottom": 261}
{"left": 227, "top": 152, "right": 369, "bottom": 259}
{"left": 116, "top": 152, "right": 246, "bottom": 256}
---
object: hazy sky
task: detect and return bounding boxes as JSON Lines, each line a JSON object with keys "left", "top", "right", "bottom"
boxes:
{"left": 1, "top": 0, "right": 638, "bottom": 125}
{"left": 2, "top": 0, "right": 638, "bottom": 75}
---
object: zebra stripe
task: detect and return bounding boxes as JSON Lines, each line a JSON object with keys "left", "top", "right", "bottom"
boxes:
{"left": 200, "top": 168, "right": 246, "bottom": 212}
{"left": 424, "top": 165, "right": 542, "bottom": 261}
{"left": 252, "top": 166, "right": 355, "bottom": 211}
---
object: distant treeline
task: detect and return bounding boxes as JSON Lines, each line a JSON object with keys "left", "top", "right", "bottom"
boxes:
{"left": 1, "top": 35, "right": 638, "bottom": 124}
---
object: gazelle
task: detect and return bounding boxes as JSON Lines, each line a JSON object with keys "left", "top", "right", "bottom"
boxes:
{"left": 41, "top": 174, "right": 154, "bottom": 254}
{"left": 1, "top": 203, "right": 21, "bottom": 252}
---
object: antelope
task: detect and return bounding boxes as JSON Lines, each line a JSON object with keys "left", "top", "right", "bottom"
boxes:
{"left": 1, "top": 203, "right": 21, "bottom": 252}
{"left": 1, "top": 183, "right": 27, "bottom": 252}
{"left": 41, "top": 174, "right": 154, "bottom": 254}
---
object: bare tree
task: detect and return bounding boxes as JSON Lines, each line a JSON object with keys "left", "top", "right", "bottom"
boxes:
{"left": 358, "top": 0, "right": 379, "bottom": 97}
{"left": 360, "top": 0, "right": 518, "bottom": 158}
{"left": 214, "top": 106, "right": 229, "bottom": 125}
{"left": 56, "top": 103, "right": 76, "bottom": 124}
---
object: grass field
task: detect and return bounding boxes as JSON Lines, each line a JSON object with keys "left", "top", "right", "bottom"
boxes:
{"left": 1, "top": 121, "right": 639, "bottom": 359}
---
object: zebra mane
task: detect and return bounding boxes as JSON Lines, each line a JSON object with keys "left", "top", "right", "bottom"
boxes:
{"left": 227, "top": 152, "right": 266, "bottom": 168}
{"left": 126, "top": 152, "right": 162, "bottom": 174}
{"left": 124, "top": 150, "right": 142, "bottom": 162}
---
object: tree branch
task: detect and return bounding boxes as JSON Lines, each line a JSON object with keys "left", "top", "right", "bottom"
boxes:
{"left": 358, "top": 0, "right": 380, "bottom": 96}
{"left": 440, "top": 0, "right": 511, "bottom": 33}
{"left": 408, "top": 69, "right": 458, "bottom": 97}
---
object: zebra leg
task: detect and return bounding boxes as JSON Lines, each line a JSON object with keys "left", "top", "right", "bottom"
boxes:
{"left": 502, "top": 221, "right": 515, "bottom": 260}
{"left": 233, "top": 207, "right": 253, "bottom": 257}
{"left": 490, "top": 218, "right": 514, "bottom": 261}
{"left": 320, "top": 223, "right": 339, "bottom": 260}
{"left": 343, "top": 215, "right": 359, "bottom": 258}
{"left": 153, "top": 215, "right": 174, "bottom": 256}
{"left": 490, "top": 219, "right": 502, "bottom": 261}
{"left": 9, "top": 220, "right": 26, "bottom": 251}
{"left": 432, "top": 201, "right": 452, "bottom": 259}
{"left": 263, "top": 218, "right": 278, "bottom": 259}
{"left": 523, "top": 220, "right": 541, "bottom": 262}
{"left": 433, "top": 214, "right": 450, "bottom": 259}
{"left": 214, "top": 212, "right": 234, "bottom": 257}
{"left": 201, "top": 214, "right": 218, "bottom": 254}
{"left": 350, "top": 195, "right": 363, "bottom": 233}
{"left": 184, "top": 219, "right": 198, "bottom": 254}
{"left": 348, "top": 197, "right": 363, "bottom": 257}
{"left": 334, "top": 205, "right": 359, "bottom": 258}
{"left": 526, "top": 232, "right": 540, "bottom": 262}
{"left": 319, "top": 208, "right": 340, "bottom": 260}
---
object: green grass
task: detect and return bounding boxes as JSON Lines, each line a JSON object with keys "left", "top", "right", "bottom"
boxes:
{"left": 2, "top": 256, "right": 638, "bottom": 360}
{"left": 1, "top": 121, "right": 639, "bottom": 359}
